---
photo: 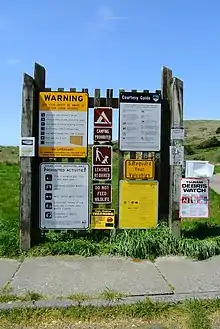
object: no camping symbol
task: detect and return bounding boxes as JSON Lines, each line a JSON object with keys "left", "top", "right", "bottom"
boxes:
{"left": 92, "top": 145, "right": 112, "bottom": 166}
{"left": 94, "top": 107, "right": 112, "bottom": 127}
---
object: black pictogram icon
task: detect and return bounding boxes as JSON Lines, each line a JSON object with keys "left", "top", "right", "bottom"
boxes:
{"left": 45, "top": 212, "right": 52, "bottom": 219}
{"left": 45, "top": 184, "right": 52, "bottom": 191}
{"left": 45, "top": 202, "right": 52, "bottom": 209}
{"left": 45, "top": 174, "right": 52, "bottom": 181}
{"left": 45, "top": 193, "right": 52, "bottom": 200}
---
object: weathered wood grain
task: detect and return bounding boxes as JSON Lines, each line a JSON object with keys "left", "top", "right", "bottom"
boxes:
{"left": 81, "top": 88, "right": 89, "bottom": 164}
{"left": 160, "top": 67, "right": 172, "bottom": 223}
{"left": 169, "top": 77, "right": 183, "bottom": 237}
{"left": 32, "top": 63, "right": 46, "bottom": 245}
{"left": 20, "top": 74, "right": 35, "bottom": 251}
{"left": 105, "top": 89, "right": 113, "bottom": 210}
{"left": 117, "top": 89, "right": 125, "bottom": 219}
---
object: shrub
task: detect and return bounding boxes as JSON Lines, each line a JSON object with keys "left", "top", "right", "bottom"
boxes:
{"left": 197, "top": 136, "right": 220, "bottom": 149}
{"left": 214, "top": 153, "right": 220, "bottom": 163}
{"left": 216, "top": 127, "right": 220, "bottom": 134}
{"left": 112, "top": 142, "right": 118, "bottom": 152}
{"left": 193, "top": 155, "right": 206, "bottom": 161}
{"left": 184, "top": 144, "right": 195, "bottom": 155}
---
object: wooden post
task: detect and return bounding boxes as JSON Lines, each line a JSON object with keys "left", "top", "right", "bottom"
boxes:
{"left": 31, "top": 63, "right": 46, "bottom": 246}
{"left": 106, "top": 89, "right": 113, "bottom": 210}
{"left": 117, "top": 89, "right": 125, "bottom": 222}
{"left": 168, "top": 77, "right": 183, "bottom": 237}
{"left": 93, "top": 89, "right": 101, "bottom": 210}
{"left": 81, "top": 88, "right": 89, "bottom": 164}
{"left": 160, "top": 67, "right": 172, "bottom": 221}
{"left": 20, "top": 74, "right": 35, "bottom": 251}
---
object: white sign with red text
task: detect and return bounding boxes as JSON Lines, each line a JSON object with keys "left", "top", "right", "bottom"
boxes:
{"left": 180, "top": 178, "right": 209, "bottom": 218}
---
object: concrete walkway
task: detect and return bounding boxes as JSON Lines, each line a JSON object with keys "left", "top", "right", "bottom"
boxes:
{"left": 210, "top": 173, "right": 220, "bottom": 194}
{"left": 1, "top": 255, "right": 220, "bottom": 309}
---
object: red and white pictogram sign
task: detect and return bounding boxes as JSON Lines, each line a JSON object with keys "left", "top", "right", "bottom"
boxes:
{"left": 94, "top": 107, "right": 112, "bottom": 128}
{"left": 92, "top": 145, "right": 112, "bottom": 181}
{"left": 92, "top": 145, "right": 112, "bottom": 166}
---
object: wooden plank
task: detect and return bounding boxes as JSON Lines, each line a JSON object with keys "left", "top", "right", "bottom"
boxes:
{"left": 160, "top": 66, "right": 172, "bottom": 223}
{"left": 89, "top": 96, "right": 118, "bottom": 109}
{"left": 130, "top": 90, "right": 137, "bottom": 159}
{"left": 117, "top": 89, "right": 125, "bottom": 222}
{"left": 93, "top": 89, "right": 101, "bottom": 209}
{"left": 81, "top": 88, "right": 89, "bottom": 163}
{"left": 169, "top": 77, "right": 183, "bottom": 237}
{"left": 31, "top": 63, "right": 46, "bottom": 246}
{"left": 142, "top": 90, "right": 150, "bottom": 160}
{"left": 153, "top": 90, "right": 162, "bottom": 200}
{"left": 20, "top": 74, "right": 35, "bottom": 251}
{"left": 105, "top": 89, "right": 113, "bottom": 210}
{"left": 34, "top": 63, "right": 46, "bottom": 92}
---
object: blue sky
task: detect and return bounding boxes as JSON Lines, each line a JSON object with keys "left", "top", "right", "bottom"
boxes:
{"left": 1, "top": 0, "right": 220, "bottom": 146}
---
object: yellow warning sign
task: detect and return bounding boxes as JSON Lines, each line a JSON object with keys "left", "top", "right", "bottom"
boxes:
{"left": 38, "top": 91, "right": 88, "bottom": 158}
{"left": 91, "top": 209, "right": 115, "bottom": 229}
{"left": 119, "top": 180, "right": 158, "bottom": 229}
{"left": 39, "top": 92, "right": 88, "bottom": 111}
{"left": 124, "top": 159, "right": 155, "bottom": 180}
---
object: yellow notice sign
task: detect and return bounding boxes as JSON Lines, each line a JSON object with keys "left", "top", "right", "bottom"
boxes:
{"left": 91, "top": 209, "right": 115, "bottom": 229}
{"left": 119, "top": 180, "right": 158, "bottom": 229}
{"left": 124, "top": 159, "right": 155, "bottom": 180}
{"left": 38, "top": 91, "right": 88, "bottom": 158}
{"left": 39, "top": 92, "right": 88, "bottom": 111}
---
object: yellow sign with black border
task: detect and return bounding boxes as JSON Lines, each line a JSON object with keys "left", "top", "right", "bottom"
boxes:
{"left": 38, "top": 91, "right": 88, "bottom": 158}
{"left": 39, "top": 92, "right": 88, "bottom": 111}
{"left": 91, "top": 209, "right": 115, "bottom": 229}
{"left": 119, "top": 180, "right": 158, "bottom": 229}
{"left": 124, "top": 159, "right": 155, "bottom": 180}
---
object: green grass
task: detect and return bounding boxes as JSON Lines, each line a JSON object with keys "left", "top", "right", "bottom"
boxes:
{"left": 1, "top": 133, "right": 220, "bottom": 261}
{"left": 1, "top": 298, "right": 220, "bottom": 328}
{"left": 0, "top": 288, "right": 127, "bottom": 304}
{"left": 1, "top": 161, "right": 220, "bottom": 260}
{"left": 0, "top": 163, "right": 20, "bottom": 256}
{"left": 0, "top": 146, "right": 19, "bottom": 164}
{"left": 214, "top": 165, "right": 220, "bottom": 174}
{"left": 186, "top": 146, "right": 220, "bottom": 163}
{"left": 0, "top": 290, "right": 44, "bottom": 303}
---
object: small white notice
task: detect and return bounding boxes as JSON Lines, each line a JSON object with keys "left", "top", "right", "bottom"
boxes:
{"left": 171, "top": 127, "right": 185, "bottom": 140}
{"left": 40, "top": 163, "right": 90, "bottom": 230}
{"left": 170, "top": 146, "right": 184, "bottom": 165}
{"left": 185, "top": 160, "right": 214, "bottom": 178}
{"left": 19, "top": 137, "right": 35, "bottom": 157}
{"left": 180, "top": 178, "right": 209, "bottom": 218}
{"left": 119, "top": 92, "right": 161, "bottom": 151}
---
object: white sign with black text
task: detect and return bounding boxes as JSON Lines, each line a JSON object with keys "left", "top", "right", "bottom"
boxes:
{"left": 180, "top": 178, "right": 209, "bottom": 218}
{"left": 119, "top": 92, "right": 161, "bottom": 151}
{"left": 171, "top": 128, "right": 185, "bottom": 140}
{"left": 170, "top": 146, "right": 184, "bottom": 165}
{"left": 40, "top": 163, "right": 90, "bottom": 229}
{"left": 19, "top": 137, "right": 35, "bottom": 157}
